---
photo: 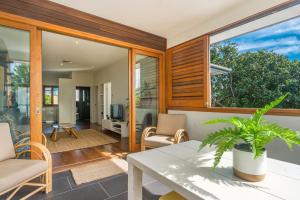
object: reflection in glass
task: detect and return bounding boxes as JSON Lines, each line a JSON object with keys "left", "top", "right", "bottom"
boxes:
{"left": 0, "top": 25, "right": 30, "bottom": 145}
{"left": 135, "top": 54, "right": 158, "bottom": 144}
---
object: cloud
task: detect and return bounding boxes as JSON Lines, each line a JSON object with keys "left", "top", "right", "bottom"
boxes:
{"left": 236, "top": 37, "right": 300, "bottom": 52}
{"left": 220, "top": 16, "right": 300, "bottom": 60}
{"left": 273, "top": 46, "right": 300, "bottom": 55}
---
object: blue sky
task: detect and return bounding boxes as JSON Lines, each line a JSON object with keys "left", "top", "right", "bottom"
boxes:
{"left": 224, "top": 16, "right": 300, "bottom": 61}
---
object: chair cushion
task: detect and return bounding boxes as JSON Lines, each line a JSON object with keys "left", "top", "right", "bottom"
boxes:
{"left": 0, "top": 159, "right": 47, "bottom": 193}
{"left": 156, "top": 114, "right": 186, "bottom": 136}
{"left": 0, "top": 123, "right": 16, "bottom": 162}
{"left": 144, "top": 135, "right": 174, "bottom": 148}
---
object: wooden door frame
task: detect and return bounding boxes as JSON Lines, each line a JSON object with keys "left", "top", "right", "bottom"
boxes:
{"left": 129, "top": 49, "right": 165, "bottom": 152}
{"left": 0, "top": 12, "right": 166, "bottom": 153}
{"left": 0, "top": 18, "right": 42, "bottom": 145}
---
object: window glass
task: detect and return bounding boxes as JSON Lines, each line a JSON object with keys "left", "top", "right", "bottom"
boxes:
{"left": 76, "top": 89, "right": 79, "bottom": 102}
{"left": 53, "top": 87, "right": 58, "bottom": 105}
{"left": 44, "top": 87, "right": 52, "bottom": 105}
{"left": 0, "top": 25, "right": 30, "bottom": 146}
{"left": 210, "top": 16, "right": 300, "bottom": 109}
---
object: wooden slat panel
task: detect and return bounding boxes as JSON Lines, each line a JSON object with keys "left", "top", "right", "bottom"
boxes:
{"left": 0, "top": 0, "right": 166, "bottom": 51}
{"left": 166, "top": 35, "right": 209, "bottom": 108}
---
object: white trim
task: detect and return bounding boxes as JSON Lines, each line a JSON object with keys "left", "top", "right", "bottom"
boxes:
{"left": 210, "top": 4, "right": 300, "bottom": 44}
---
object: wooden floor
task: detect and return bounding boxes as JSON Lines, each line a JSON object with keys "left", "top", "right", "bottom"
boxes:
{"left": 43, "top": 122, "right": 129, "bottom": 173}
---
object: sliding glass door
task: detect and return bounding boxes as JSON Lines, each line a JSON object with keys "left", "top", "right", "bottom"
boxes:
{"left": 0, "top": 19, "right": 42, "bottom": 148}
{"left": 130, "top": 50, "right": 163, "bottom": 151}
{"left": 0, "top": 25, "right": 31, "bottom": 145}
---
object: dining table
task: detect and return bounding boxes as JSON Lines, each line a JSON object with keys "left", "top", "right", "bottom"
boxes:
{"left": 127, "top": 140, "right": 300, "bottom": 200}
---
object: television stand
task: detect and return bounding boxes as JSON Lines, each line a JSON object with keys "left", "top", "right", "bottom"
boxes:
{"left": 101, "top": 119, "right": 128, "bottom": 138}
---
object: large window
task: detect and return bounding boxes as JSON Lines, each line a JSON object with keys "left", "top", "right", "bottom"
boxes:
{"left": 43, "top": 86, "right": 58, "bottom": 106}
{"left": 210, "top": 15, "right": 300, "bottom": 109}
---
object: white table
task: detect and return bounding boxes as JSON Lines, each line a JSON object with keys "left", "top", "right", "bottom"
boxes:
{"left": 127, "top": 140, "right": 300, "bottom": 200}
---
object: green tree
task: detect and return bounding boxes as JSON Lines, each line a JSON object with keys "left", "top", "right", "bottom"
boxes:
{"left": 11, "top": 62, "right": 30, "bottom": 91}
{"left": 210, "top": 42, "right": 300, "bottom": 108}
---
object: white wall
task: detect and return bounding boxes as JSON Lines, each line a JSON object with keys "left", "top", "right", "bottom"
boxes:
{"left": 169, "top": 110, "right": 300, "bottom": 165}
{"left": 71, "top": 71, "right": 94, "bottom": 87}
{"left": 42, "top": 72, "right": 71, "bottom": 86}
{"left": 94, "top": 57, "right": 129, "bottom": 120}
{"left": 167, "top": 0, "right": 287, "bottom": 47}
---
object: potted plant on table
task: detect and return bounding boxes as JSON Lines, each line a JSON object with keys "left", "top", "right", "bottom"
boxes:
{"left": 199, "top": 94, "right": 300, "bottom": 182}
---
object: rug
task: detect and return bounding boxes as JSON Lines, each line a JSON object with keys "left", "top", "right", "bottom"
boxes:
{"left": 47, "top": 129, "right": 118, "bottom": 153}
{"left": 71, "top": 158, "right": 128, "bottom": 185}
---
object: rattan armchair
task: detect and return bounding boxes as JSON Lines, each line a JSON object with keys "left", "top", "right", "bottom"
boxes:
{"left": 141, "top": 114, "right": 189, "bottom": 151}
{"left": 0, "top": 123, "right": 52, "bottom": 200}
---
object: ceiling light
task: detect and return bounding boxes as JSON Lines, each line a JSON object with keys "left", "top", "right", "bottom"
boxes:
{"left": 60, "top": 63, "right": 63, "bottom": 66}
{"left": 75, "top": 41, "right": 79, "bottom": 45}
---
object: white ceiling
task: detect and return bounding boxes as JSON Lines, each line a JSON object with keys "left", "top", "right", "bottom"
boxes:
{"left": 42, "top": 31, "right": 128, "bottom": 72}
{"left": 50, "top": 0, "right": 287, "bottom": 47}
{"left": 50, "top": 0, "right": 244, "bottom": 37}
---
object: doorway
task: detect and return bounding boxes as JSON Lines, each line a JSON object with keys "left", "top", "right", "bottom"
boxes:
{"left": 76, "top": 87, "right": 91, "bottom": 122}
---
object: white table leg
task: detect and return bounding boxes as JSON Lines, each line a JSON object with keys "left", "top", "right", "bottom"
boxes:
{"left": 128, "top": 162, "right": 143, "bottom": 200}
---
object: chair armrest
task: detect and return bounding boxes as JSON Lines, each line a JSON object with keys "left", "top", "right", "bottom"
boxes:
{"left": 42, "top": 133, "right": 48, "bottom": 146}
{"left": 141, "top": 127, "right": 157, "bottom": 151}
{"left": 142, "top": 127, "right": 157, "bottom": 139}
{"left": 174, "top": 129, "right": 189, "bottom": 144}
{"left": 14, "top": 142, "right": 52, "bottom": 166}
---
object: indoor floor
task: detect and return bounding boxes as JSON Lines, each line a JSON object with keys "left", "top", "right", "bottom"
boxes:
{"left": 43, "top": 122, "right": 129, "bottom": 173}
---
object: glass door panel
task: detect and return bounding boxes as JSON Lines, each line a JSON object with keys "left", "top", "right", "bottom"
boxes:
{"left": 0, "top": 25, "right": 30, "bottom": 146}
{"left": 134, "top": 54, "right": 159, "bottom": 146}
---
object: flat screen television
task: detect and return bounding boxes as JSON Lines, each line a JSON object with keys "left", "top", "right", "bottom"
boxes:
{"left": 110, "top": 104, "right": 124, "bottom": 121}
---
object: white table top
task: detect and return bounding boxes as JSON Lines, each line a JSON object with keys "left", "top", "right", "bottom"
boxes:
{"left": 127, "top": 140, "right": 300, "bottom": 200}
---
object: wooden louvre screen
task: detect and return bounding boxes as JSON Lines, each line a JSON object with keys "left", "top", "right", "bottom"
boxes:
{"left": 166, "top": 35, "right": 209, "bottom": 109}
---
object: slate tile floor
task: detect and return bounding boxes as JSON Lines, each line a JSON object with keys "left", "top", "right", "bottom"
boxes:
{"left": 0, "top": 171, "right": 171, "bottom": 200}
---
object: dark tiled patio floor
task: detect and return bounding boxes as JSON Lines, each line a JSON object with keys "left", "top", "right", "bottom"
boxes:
{"left": 0, "top": 171, "right": 171, "bottom": 200}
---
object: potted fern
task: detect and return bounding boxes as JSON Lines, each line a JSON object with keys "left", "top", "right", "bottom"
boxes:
{"left": 199, "top": 94, "right": 300, "bottom": 182}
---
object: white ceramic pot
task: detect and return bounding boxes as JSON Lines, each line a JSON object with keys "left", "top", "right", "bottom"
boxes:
{"left": 233, "top": 144, "right": 267, "bottom": 182}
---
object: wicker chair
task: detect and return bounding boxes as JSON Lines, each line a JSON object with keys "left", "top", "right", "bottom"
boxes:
{"left": 141, "top": 114, "right": 189, "bottom": 151}
{"left": 0, "top": 123, "right": 52, "bottom": 200}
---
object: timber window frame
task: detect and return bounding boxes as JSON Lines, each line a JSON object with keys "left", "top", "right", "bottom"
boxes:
{"left": 207, "top": 4, "right": 300, "bottom": 115}
{"left": 43, "top": 86, "right": 58, "bottom": 106}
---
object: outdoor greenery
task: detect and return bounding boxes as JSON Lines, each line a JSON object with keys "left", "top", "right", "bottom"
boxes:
{"left": 199, "top": 94, "right": 300, "bottom": 168}
{"left": 11, "top": 63, "right": 30, "bottom": 91}
{"left": 210, "top": 42, "right": 300, "bottom": 108}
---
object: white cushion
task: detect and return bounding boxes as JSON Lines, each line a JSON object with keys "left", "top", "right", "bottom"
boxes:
{"left": 0, "top": 123, "right": 16, "bottom": 162}
{"left": 144, "top": 135, "right": 174, "bottom": 148}
{"left": 0, "top": 159, "right": 47, "bottom": 193}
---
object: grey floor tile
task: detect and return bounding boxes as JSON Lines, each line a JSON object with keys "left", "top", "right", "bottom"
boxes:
{"left": 100, "top": 174, "right": 128, "bottom": 196}
{"left": 106, "top": 192, "right": 127, "bottom": 200}
{"left": 44, "top": 176, "right": 72, "bottom": 198}
{"left": 0, "top": 193, "right": 8, "bottom": 200}
{"left": 49, "top": 183, "right": 109, "bottom": 200}
{"left": 9, "top": 187, "right": 45, "bottom": 200}
{"left": 53, "top": 171, "right": 71, "bottom": 181}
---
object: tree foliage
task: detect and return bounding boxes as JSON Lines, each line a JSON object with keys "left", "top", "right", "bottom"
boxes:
{"left": 199, "top": 94, "right": 300, "bottom": 168}
{"left": 210, "top": 42, "right": 300, "bottom": 108}
{"left": 11, "top": 63, "right": 30, "bottom": 91}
